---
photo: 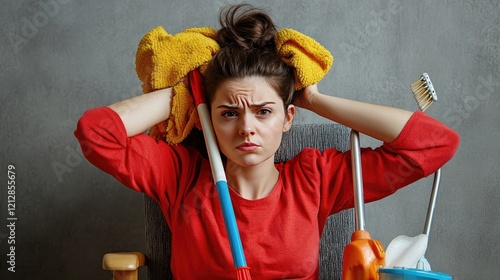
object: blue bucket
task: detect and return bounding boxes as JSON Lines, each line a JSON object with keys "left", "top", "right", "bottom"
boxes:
{"left": 378, "top": 268, "right": 452, "bottom": 280}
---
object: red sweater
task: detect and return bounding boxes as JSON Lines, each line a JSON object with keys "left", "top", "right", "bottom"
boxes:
{"left": 75, "top": 107, "right": 458, "bottom": 279}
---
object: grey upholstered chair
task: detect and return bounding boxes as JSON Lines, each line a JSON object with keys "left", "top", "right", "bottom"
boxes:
{"left": 103, "top": 123, "right": 354, "bottom": 280}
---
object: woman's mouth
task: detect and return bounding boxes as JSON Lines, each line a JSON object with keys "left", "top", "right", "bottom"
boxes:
{"left": 236, "top": 142, "right": 259, "bottom": 152}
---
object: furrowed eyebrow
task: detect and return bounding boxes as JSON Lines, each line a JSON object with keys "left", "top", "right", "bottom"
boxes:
{"left": 216, "top": 104, "right": 240, "bottom": 109}
{"left": 251, "top": 102, "right": 275, "bottom": 108}
{"left": 216, "top": 102, "right": 276, "bottom": 109}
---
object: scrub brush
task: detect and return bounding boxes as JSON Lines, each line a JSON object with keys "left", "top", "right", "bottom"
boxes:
{"left": 410, "top": 73, "right": 437, "bottom": 112}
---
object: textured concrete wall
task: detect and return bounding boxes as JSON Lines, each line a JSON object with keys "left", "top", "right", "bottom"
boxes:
{"left": 1, "top": 0, "right": 498, "bottom": 279}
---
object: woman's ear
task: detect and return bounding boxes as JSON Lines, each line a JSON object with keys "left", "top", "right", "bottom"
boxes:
{"left": 283, "top": 104, "right": 295, "bottom": 132}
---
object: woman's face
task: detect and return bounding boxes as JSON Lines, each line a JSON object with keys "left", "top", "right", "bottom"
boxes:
{"left": 211, "top": 76, "right": 295, "bottom": 168}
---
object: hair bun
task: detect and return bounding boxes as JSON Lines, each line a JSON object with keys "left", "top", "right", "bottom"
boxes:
{"left": 217, "top": 4, "right": 277, "bottom": 50}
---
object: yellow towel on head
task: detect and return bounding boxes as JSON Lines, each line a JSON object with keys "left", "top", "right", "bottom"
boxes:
{"left": 135, "top": 26, "right": 219, "bottom": 144}
{"left": 135, "top": 26, "right": 332, "bottom": 144}
{"left": 275, "top": 28, "right": 333, "bottom": 90}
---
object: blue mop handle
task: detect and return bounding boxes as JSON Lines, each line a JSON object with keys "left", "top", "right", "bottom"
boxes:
{"left": 189, "top": 70, "right": 247, "bottom": 268}
{"left": 215, "top": 180, "right": 247, "bottom": 267}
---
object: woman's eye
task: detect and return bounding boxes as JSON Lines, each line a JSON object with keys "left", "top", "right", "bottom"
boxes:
{"left": 257, "top": 109, "right": 272, "bottom": 116}
{"left": 222, "top": 111, "right": 238, "bottom": 118}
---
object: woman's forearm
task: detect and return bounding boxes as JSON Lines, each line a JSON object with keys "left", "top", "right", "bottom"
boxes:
{"left": 108, "top": 88, "right": 173, "bottom": 137}
{"left": 301, "top": 91, "right": 413, "bottom": 143}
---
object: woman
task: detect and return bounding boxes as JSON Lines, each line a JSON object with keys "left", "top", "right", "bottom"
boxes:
{"left": 75, "top": 4, "right": 459, "bottom": 279}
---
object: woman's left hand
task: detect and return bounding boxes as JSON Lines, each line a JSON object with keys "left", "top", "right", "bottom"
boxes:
{"left": 292, "top": 83, "right": 413, "bottom": 143}
{"left": 294, "top": 84, "right": 319, "bottom": 109}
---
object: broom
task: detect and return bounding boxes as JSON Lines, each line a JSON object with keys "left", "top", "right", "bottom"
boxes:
{"left": 188, "top": 69, "right": 252, "bottom": 279}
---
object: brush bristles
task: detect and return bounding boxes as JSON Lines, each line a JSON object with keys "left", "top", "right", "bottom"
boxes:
{"left": 410, "top": 73, "right": 437, "bottom": 112}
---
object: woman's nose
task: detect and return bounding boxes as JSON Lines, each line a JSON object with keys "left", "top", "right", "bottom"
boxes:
{"left": 239, "top": 114, "right": 256, "bottom": 136}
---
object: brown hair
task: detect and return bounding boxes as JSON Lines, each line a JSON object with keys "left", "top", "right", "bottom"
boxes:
{"left": 203, "top": 4, "right": 296, "bottom": 109}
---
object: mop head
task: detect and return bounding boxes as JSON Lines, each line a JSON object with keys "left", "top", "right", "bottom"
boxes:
{"left": 135, "top": 26, "right": 333, "bottom": 144}
{"left": 385, "top": 234, "right": 429, "bottom": 269}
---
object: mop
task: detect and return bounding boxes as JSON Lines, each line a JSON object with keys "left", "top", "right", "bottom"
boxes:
{"left": 189, "top": 69, "right": 252, "bottom": 279}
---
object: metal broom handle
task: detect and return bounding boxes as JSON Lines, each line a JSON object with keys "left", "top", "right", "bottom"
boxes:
{"left": 424, "top": 169, "right": 441, "bottom": 236}
{"left": 350, "top": 130, "right": 366, "bottom": 231}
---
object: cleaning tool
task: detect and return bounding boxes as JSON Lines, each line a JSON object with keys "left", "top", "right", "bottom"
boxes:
{"left": 384, "top": 234, "right": 428, "bottom": 269}
{"left": 135, "top": 26, "right": 219, "bottom": 144}
{"left": 384, "top": 73, "right": 439, "bottom": 269}
{"left": 274, "top": 28, "right": 333, "bottom": 90}
{"left": 381, "top": 73, "right": 452, "bottom": 279}
{"left": 342, "top": 130, "right": 386, "bottom": 280}
{"left": 410, "top": 73, "right": 437, "bottom": 112}
{"left": 188, "top": 69, "right": 252, "bottom": 280}
{"left": 411, "top": 73, "right": 439, "bottom": 270}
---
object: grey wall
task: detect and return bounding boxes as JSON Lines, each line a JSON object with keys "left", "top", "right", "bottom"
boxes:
{"left": 1, "top": 0, "right": 498, "bottom": 279}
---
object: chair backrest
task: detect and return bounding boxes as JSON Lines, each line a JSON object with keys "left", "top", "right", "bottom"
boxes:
{"left": 144, "top": 123, "right": 354, "bottom": 280}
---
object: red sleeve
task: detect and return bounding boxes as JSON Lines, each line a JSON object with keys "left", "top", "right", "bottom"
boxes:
{"left": 385, "top": 111, "right": 460, "bottom": 177}
{"left": 293, "top": 111, "right": 460, "bottom": 219}
{"left": 73, "top": 106, "right": 199, "bottom": 208}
